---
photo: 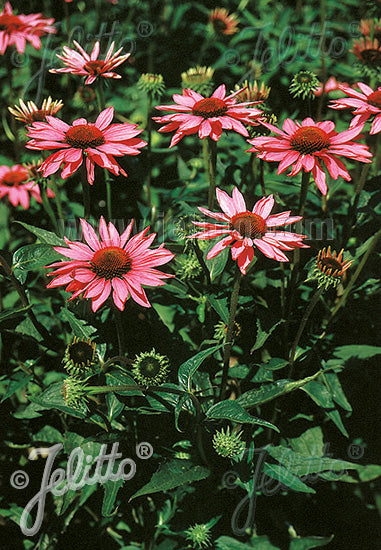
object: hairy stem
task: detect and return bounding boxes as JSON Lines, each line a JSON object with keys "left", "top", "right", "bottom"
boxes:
{"left": 219, "top": 267, "right": 242, "bottom": 401}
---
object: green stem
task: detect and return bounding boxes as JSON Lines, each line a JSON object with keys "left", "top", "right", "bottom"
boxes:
{"left": 114, "top": 307, "right": 126, "bottom": 356}
{"left": 0, "top": 254, "right": 59, "bottom": 349}
{"left": 96, "top": 81, "right": 113, "bottom": 219}
{"left": 298, "top": 170, "right": 310, "bottom": 217}
{"left": 50, "top": 177, "right": 64, "bottom": 226}
{"left": 192, "top": 240, "right": 211, "bottom": 287}
{"left": 288, "top": 287, "right": 324, "bottom": 374}
{"left": 81, "top": 162, "right": 91, "bottom": 220}
{"left": 219, "top": 267, "right": 242, "bottom": 401}
{"left": 329, "top": 227, "right": 381, "bottom": 322}
{"left": 205, "top": 138, "right": 217, "bottom": 210}
{"left": 341, "top": 163, "right": 371, "bottom": 247}
{"left": 145, "top": 94, "right": 152, "bottom": 207}
{"left": 38, "top": 181, "right": 59, "bottom": 233}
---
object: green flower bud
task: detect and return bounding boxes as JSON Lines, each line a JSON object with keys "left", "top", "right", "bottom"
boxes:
{"left": 132, "top": 349, "right": 169, "bottom": 387}
{"left": 213, "top": 426, "right": 245, "bottom": 458}
{"left": 289, "top": 70, "right": 320, "bottom": 100}
{"left": 185, "top": 523, "right": 212, "bottom": 549}
{"left": 62, "top": 336, "right": 96, "bottom": 377}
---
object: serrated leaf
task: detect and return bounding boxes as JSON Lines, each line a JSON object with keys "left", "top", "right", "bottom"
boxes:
{"left": 16, "top": 221, "right": 65, "bottom": 246}
{"left": 13, "top": 244, "right": 61, "bottom": 282}
{"left": 250, "top": 319, "right": 284, "bottom": 353}
{"left": 288, "top": 427, "right": 324, "bottom": 457}
{"left": 263, "top": 463, "right": 315, "bottom": 493}
{"left": 130, "top": 460, "right": 209, "bottom": 500}
{"left": 333, "top": 345, "right": 381, "bottom": 361}
{"left": 260, "top": 358, "right": 289, "bottom": 371}
{"left": 206, "top": 400, "right": 279, "bottom": 431}
{"left": 60, "top": 308, "right": 97, "bottom": 338}
{"left": 178, "top": 345, "right": 221, "bottom": 391}
{"left": 322, "top": 370, "right": 352, "bottom": 412}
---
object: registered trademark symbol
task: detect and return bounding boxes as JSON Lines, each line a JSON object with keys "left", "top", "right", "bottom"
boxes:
{"left": 136, "top": 442, "right": 153, "bottom": 459}
{"left": 347, "top": 443, "right": 364, "bottom": 460}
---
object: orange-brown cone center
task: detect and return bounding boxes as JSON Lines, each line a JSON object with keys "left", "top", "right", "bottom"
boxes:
{"left": 230, "top": 212, "right": 267, "bottom": 238}
{"left": 290, "top": 126, "right": 330, "bottom": 155}
{"left": 84, "top": 60, "right": 106, "bottom": 75}
{"left": 192, "top": 97, "right": 228, "bottom": 118}
{"left": 65, "top": 124, "right": 105, "bottom": 149}
{"left": 367, "top": 90, "right": 381, "bottom": 108}
{"left": 360, "top": 49, "right": 381, "bottom": 65}
{"left": 90, "top": 247, "right": 132, "bottom": 280}
{"left": 2, "top": 171, "right": 28, "bottom": 186}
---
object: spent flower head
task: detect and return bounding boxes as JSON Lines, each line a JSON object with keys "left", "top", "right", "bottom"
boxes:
{"left": 213, "top": 426, "right": 245, "bottom": 458}
{"left": 175, "top": 252, "right": 202, "bottom": 281}
{"left": 209, "top": 8, "right": 239, "bottom": 35}
{"left": 62, "top": 336, "right": 97, "bottom": 376}
{"left": 308, "top": 247, "right": 353, "bottom": 290}
{"left": 234, "top": 80, "right": 271, "bottom": 103}
{"left": 132, "top": 349, "right": 169, "bottom": 387}
{"left": 289, "top": 70, "right": 320, "bottom": 100}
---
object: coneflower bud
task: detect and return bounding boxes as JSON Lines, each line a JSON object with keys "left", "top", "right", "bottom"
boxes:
{"left": 62, "top": 376, "right": 89, "bottom": 410}
{"left": 289, "top": 70, "right": 320, "bottom": 100}
{"left": 185, "top": 523, "right": 212, "bottom": 549}
{"left": 308, "top": 246, "right": 353, "bottom": 290}
{"left": 181, "top": 66, "right": 215, "bottom": 96}
{"left": 212, "top": 427, "right": 245, "bottom": 458}
{"left": 137, "top": 73, "right": 165, "bottom": 98}
{"left": 131, "top": 349, "right": 169, "bottom": 387}
{"left": 62, "top": 337, "right": 96, "bottom": 377}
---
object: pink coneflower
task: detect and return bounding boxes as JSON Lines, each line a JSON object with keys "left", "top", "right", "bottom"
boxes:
{"left": 329, "top": 82, "right": 381, "bottom": 135}
{"left": 50, "top": 40, "right": 129, "bottom": 85}
{"left": 26, "top": 107, "right": 147, "bottom": 185}
{"left": 313, "top": 76, "right": 348, "bottom": 97}
{"left": 47, "top": 217, "right": 174, "bottom": 311}
{"left": 0, "top": 164, "right": 54, "bottom": 209}
{"left": 0, "top": 2, "right": 55, "bottom": 56}
{"left": 351, "top": 37, "right": 381, "bottom": 67}
{"left": 247, "top": 117, "right": 372, "bottom": 195}
{"left": 191, "top": 187, "right": 308, "bottom": 274}
{"left": 154, "top": 84, "right": 263, "bottom": 147}
{"left": 209, "top": 8, "right": 239, "bottom": 35}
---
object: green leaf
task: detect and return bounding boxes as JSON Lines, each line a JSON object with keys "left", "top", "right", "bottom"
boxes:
{"left": 32, "top": 426, "right": 64, "bottom": 444}
{"left": 263, "top": 463, "right": 315, "bottom": 493}
{"left": 216, "top": 535, "right": 280, "bottom": 549}
{"left": 302, "top": 381, "right": 349, "bottom": 437}
{"left": 250, "top": 319, "right": 284, "bottom": 353}
{"left": 267, "top": 446, "right": 360, "bottom": 477}
{"left": 1, "top": 372, "right": 32, "bottom": 402}
{"left": 178, "top": 345, "right": 221, "bottom": 391}
{"left": 130, "top": 459, "right": 209, "bottom": 500}
{"left": 322, "top": 368, "right": 352, "bottom": 412}
{"left": 60, "top": 308, "right": 97, "bottom": 339}
{"left": 0, "top": 305, "right": 31, "bottom": 325}
{"left": 153, "top": 303, "right": 176, "bottom": 332}
{"left": 13, "top": 244, "right": 61, "bottom": 283}
{"left": 260, "top": 358, "right": 289, "bottom": 371}
{"left": 204, "top": 241, "right": 229, "bottom": 281}
{"left": 208, "top": 295, "right": 229, "bottom": 324}
{"left": 102, "top": 478, "right": 125, "bottom": 516}
{"left": 333, "top": 345, "right": 381, "bottom": 361}
{"left": 358, "top": 464, "right": 381, "bottom": 482}
{"left": 289, "top": 535, "right": 334, "bottom": 550}
{"left": 106, "top": 370, "right": 143, "bottom": 397}
{"left": 206, "top": 400, "right": 279, "bottom": 432}
{"left": 288, "top": 427, "right": 324, "bottom": 457}
{"left": 16, "top": 221, "right": 65, "bottom": 246}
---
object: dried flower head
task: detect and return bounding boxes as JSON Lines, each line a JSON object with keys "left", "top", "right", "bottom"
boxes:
{"left": 9, "top": 97, "right": 63, "bottom": 124}
{"left": 213, "top": 426, "right": 245, "bottom": 458}
{"left": 185, "top": 523, "right": 212, "bottom": 548}
{"left": 308, "top": 247, "right": 353, "bottom": 290}
{"left": 62, "top": 376, "right": 89, "bottom": 410}
{"left": 137, "top": 73, "right": 165, "bottom": 98}
{"left": 289, "top": 70, "right": 320, "bottom": 100}
{"left": 209, "top": 8, "right": 239, "bottom": 35}
{"left": 132, "top": 349, "right": 169, "bottom": 387}
{"left": 63, "top": 337, "right": 97, "bottom": 376}
{"left": 233, "top": 80, "right": 271, "bottom": 103}
{"left": 181, "top": 66, "right": 215, "bottom": 96}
